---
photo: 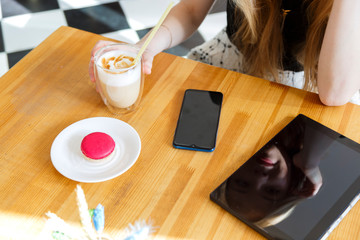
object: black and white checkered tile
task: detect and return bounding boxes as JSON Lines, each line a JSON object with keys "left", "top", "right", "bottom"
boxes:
{"left": 0, "top": 0, "right": 226, "bottom": 77}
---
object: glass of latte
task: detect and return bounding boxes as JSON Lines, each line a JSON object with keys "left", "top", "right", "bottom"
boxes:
{"left": 94, "top": 43, "right": 144, "bottom": 115}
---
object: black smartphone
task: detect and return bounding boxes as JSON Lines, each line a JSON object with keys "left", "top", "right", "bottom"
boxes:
{"left": 173, "top": 89, "right": 223, "bottom": 152}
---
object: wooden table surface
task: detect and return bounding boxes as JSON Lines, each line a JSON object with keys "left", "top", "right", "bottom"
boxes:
{"left": 1, "top": 26, "right": 360, "bottom": 239}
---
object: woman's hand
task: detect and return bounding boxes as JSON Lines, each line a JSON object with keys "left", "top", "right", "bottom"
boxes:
{"left": 293, "top": 153, "right": 323, "bottom": 197}
{"left": 135, "top": 44, "right": 157, "bottom": 75}
{"left": 89, "top": 40, "right": 155, "bottom": 82}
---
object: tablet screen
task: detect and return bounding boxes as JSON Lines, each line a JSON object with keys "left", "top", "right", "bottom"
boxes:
{"left": 210, "top": 114, "right": 360, "bottom": 240}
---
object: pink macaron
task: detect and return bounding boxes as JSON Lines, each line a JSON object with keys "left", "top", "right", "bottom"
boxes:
{"left": 81, "top": 132, "right": 116, "bottom": 163}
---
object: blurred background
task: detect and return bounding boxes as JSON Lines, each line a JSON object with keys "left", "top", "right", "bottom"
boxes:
{"left": 0, "top": 0, "right": 226, "bottom": 77}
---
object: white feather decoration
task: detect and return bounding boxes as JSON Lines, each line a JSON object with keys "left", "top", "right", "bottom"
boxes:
{"left": 75, "top": 185, "right": 97, "bottom": 240}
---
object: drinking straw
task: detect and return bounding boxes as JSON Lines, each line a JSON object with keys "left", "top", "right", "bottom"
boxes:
{"left": 133, "top": 1, "right": 174, "bottom": 65}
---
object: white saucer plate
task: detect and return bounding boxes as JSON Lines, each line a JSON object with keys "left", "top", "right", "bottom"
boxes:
{"left": 50, "top": 117, "right": 141, "bottom": 182}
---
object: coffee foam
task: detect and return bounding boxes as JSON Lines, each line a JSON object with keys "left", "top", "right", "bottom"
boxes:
{"left": 96, "top": 49, "right": 141, "bottom": 108}
{"left": 96, "top": 50, "right": 140, "bottom": 86}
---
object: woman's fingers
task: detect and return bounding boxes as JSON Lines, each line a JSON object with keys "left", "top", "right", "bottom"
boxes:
{"left": 140, "top": 48, "right": 156, "bottom": 75}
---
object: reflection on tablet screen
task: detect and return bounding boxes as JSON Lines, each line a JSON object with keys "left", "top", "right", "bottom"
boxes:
{"left": 210, "top": 114, "right": 360, "bottom": 240}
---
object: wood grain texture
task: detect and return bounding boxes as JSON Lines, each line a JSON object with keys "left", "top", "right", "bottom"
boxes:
{"left": 0, "top": 26, "right": 360, "bottom": 239}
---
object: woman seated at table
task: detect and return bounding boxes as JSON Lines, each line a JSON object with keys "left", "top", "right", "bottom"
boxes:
{"left": 90, "top": 0, "right": 360, "bottom": 106}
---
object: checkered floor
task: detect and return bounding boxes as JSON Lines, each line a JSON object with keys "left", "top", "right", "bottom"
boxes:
{"left": 0, "top": 0, "right": 226, "bottom": 77}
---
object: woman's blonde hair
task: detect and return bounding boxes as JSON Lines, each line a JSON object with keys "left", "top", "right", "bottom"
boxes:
{"left": 231, "top": 0, "right": 333, "bottom": 91}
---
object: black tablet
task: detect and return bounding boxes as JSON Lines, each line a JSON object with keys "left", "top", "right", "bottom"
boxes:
{"left": 210, "top": 114, "right": 360, "bottom": 240}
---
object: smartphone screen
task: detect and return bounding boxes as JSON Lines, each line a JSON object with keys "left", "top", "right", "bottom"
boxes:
{"left": 173, "top": 89, "right": 223, "bottom": 152}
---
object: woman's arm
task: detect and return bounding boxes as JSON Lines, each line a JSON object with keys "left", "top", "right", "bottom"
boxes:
{"left": 89, "top": 0, "right": 215, "bottom": 80}
{"left": 137, "top": 0, "right": 215, "bottom": 74}
{"left": 317, "top": 0, "right": 360, "bottom": 106}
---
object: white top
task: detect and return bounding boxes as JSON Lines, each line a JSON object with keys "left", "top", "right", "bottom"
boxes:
{"left": 187, "top": 28, "right": 360, "bottom": 105}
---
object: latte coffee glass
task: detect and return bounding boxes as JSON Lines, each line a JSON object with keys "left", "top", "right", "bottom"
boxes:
{"left": 94, "top": 43, "right": 144, "bottom": 115}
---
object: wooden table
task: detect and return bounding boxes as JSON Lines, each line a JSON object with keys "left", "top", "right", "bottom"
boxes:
{"left": 1, "top": 26, "right": 360, "bottom": 239}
